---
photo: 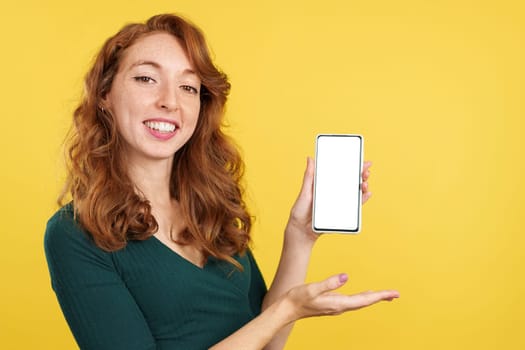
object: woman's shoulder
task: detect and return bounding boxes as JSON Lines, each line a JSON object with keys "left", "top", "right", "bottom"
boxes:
{"left": 46, "top": 202, "right": 74, "bottom": 226}
{"left": 45, "top": 203, "right": 81, "bottom": 243}
{"left": 44, "top": 202, "right": 106, "bottom": 260}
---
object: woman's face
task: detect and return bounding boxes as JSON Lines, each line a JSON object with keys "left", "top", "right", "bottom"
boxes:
{"left": 105, "top": 32, "right": 201, "bottom": 165}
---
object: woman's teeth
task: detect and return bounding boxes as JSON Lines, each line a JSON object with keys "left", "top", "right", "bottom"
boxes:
{"left": 144, "top": 121, "right": 176, "bottom": 133}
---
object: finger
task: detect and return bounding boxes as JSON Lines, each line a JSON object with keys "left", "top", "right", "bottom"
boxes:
{"left": 303, "top": 157, "right": 315, "bottom": 192}
{"left": 361, "top": 181, "right": 372, "bottom": 204}
{"left": 362, "top": 169, "right": 371, "bottom": 181}
{"left": 309, "top": 273, "right": 349, "bottom": 296}
{"left": 362, "top": 191, "right": 372, "bottom": 204}
{"left": 347, "top": 290, "right": 400, "bottom": 310}
{"left": 362, "top": 161, "right": 372, "bottom": 181}
{"left": 297, "top": 157, "right": 314, "bottom": 200}
{"left": 291, "top": 157, "right": 315, "bottom": 216}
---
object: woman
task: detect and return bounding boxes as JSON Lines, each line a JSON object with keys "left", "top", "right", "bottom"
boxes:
{"left": 44, "top": 13, "right": 399, "bottom": 350}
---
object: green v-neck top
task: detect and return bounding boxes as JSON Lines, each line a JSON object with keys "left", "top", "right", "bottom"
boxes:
{"left": 44, "top": 204, "right": 267, "bottom": 350}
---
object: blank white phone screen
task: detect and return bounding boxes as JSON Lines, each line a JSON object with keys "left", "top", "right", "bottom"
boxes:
{"left": 313, "top": 135, "right": 362, "bottom": 232}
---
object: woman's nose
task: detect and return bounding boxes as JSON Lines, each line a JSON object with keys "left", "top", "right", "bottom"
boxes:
{"left": 157, "top": 83, "right": 179, "bottom": 111}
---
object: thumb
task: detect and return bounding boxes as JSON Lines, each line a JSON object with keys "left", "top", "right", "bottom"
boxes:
{"left": 298, "top": 157, "right": 314, "bottom": 200}
{"left": 310, "top": 273, "right": 348, "bottom": 296}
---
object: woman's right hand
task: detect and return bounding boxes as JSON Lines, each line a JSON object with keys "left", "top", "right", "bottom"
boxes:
{"left": 282, "top": 273, "right": 399, "bottom": 321}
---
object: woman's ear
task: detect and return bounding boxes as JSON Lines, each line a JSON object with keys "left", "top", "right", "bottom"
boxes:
{"left": 99, "top": 93, "right": 111, "bottom": 113}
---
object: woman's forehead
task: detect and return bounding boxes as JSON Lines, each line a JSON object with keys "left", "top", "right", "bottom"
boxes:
{"left": 120, "top": 32, "right": 196, "bottom": 73}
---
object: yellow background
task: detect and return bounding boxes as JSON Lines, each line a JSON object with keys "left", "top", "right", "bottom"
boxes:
{"left": 1, "top": 0, "right": 523, "bottom": 348}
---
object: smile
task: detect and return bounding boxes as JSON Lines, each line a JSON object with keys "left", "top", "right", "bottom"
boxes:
{"left": 143, "top": 120, "right": 177, "bottom": 133}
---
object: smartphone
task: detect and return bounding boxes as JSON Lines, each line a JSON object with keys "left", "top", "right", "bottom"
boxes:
{"left": 312, "top": 134, "right": 364, "bottom": 233}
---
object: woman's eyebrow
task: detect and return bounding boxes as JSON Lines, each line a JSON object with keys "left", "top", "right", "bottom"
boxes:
{"left": 129, "top": 60, "right": 198, "bottom": 78}
{"left": 129, "top": 60, "right": 161, "bottom": 69}
{"left": 180, "top": 69, "right": 198, "bottom": 78}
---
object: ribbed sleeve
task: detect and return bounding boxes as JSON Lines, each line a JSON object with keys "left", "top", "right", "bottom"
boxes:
{"left": 44, "top": 206, "right": 157, "bottom": 350}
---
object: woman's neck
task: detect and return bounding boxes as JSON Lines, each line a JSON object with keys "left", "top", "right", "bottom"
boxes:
{"left": 125, "top": 156, "right": 203, "bottom": 265}
{"left": 126, "top": 156, "right": 174, "bottom": 207}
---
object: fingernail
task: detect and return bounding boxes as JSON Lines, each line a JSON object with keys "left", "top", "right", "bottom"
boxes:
{"left": 339, "top": 273, "right": 348, "bottom": 283}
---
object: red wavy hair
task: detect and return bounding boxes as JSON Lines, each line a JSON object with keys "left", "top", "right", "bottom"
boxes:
{"left": 60, "top": 14, "right": 251, "bottom": 266}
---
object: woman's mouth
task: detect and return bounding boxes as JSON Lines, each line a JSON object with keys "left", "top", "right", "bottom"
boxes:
{"left": 143, "top": 120, "right": 177, "bottom": 133}
{"left": 143, "top": 119, "right": 179, "bottom": 140}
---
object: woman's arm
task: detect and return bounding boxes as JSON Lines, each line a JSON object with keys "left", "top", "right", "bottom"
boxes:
{"left": 44, "top": 208, "right": 158, "bottom": 350}
{"left": 210, "top": 273, "right": 399, "bottom": 350}
{"left": 262, "top": 158, "right": 374, "bottom": 349}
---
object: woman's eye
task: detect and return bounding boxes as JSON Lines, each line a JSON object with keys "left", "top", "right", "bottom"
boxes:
{"left": 181, "top": 85, "right": 199, "bottom": 94}
{"left": 133, "top": 76, "right": 156, "bottom": 84}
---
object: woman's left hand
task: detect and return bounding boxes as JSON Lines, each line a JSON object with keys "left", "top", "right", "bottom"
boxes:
{"left": 285, "top": 158, "right": 373, "bottom": 247}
